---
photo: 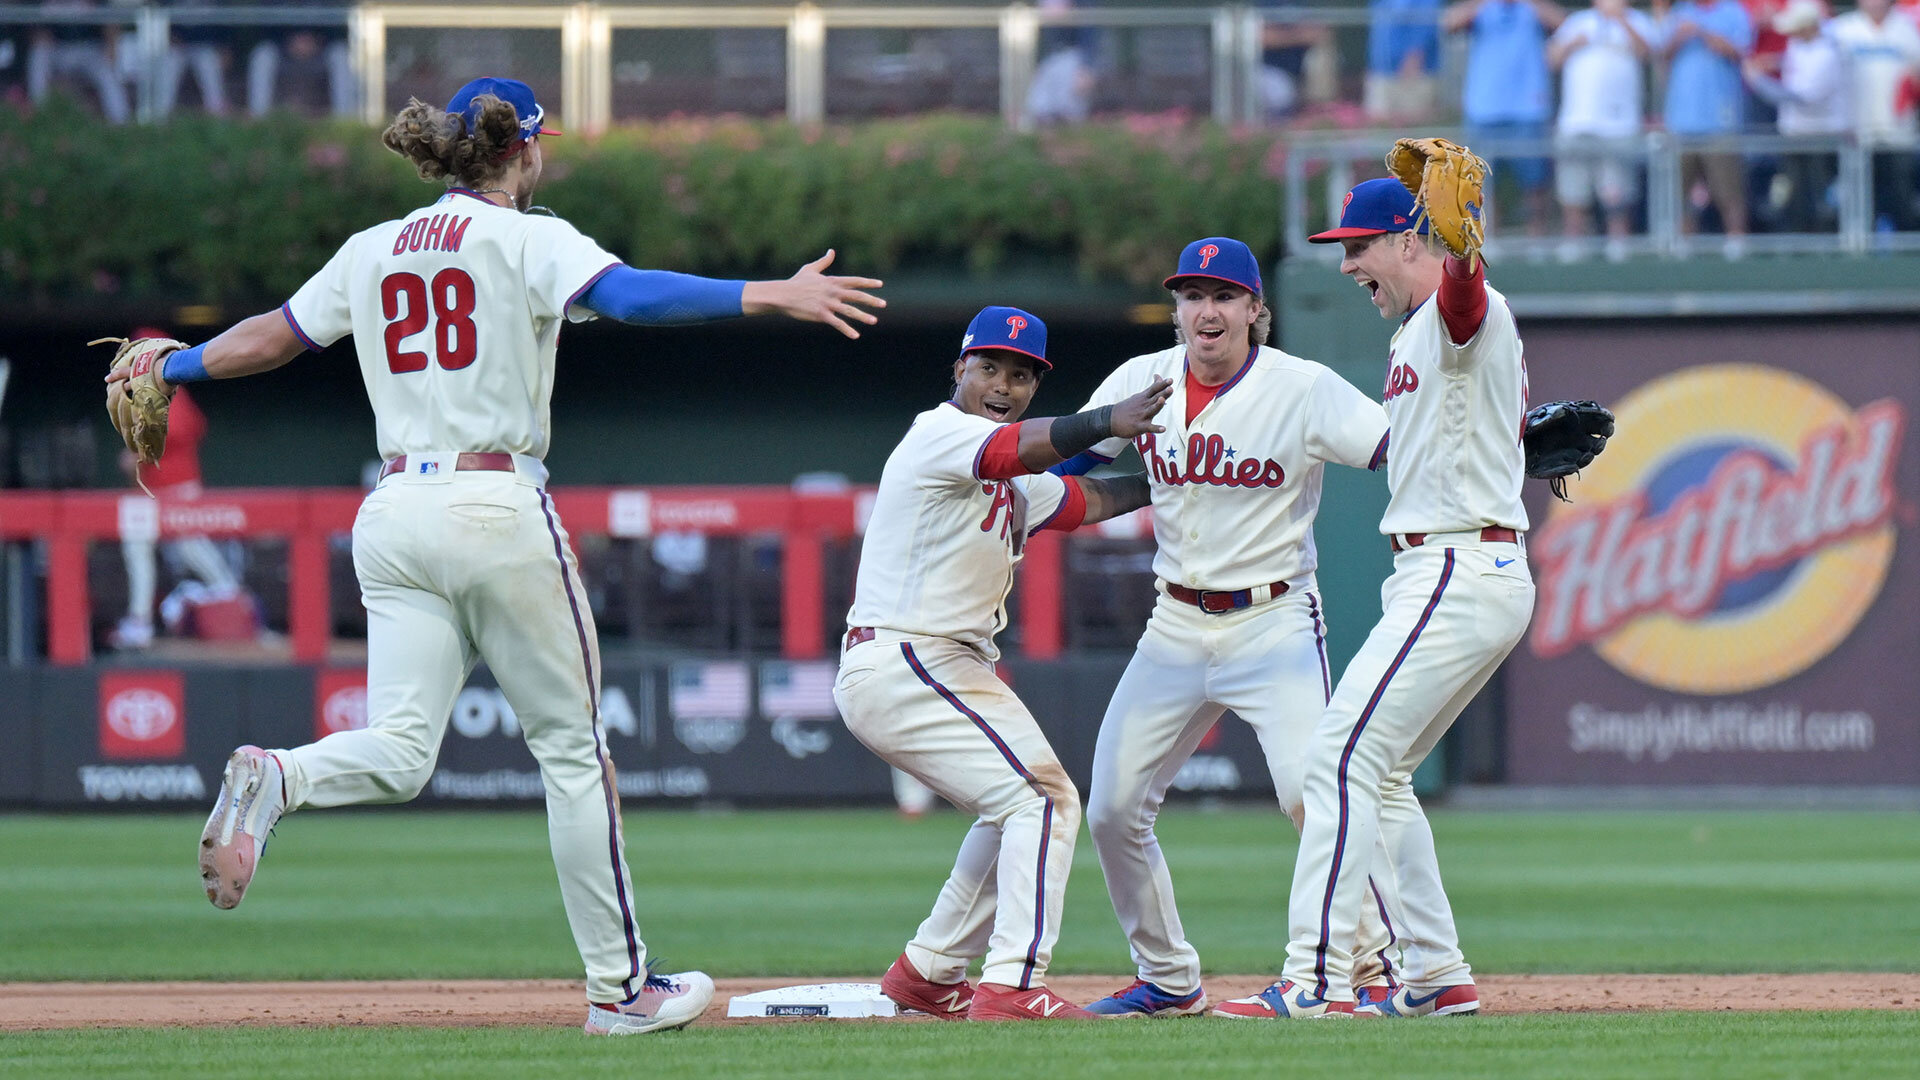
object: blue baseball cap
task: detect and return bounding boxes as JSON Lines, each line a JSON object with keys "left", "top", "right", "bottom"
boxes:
{"left": 446, "top": 77, "right": 560, "bottom": 144}
{"left": 1163, "top": 237, "right": 1262, "bottom": 294}
{"left": 1309, "top": 177, "right": 1430, "bottom": 242}
{"left": 961, "top": 306, "right": 1050, "bottom": 370}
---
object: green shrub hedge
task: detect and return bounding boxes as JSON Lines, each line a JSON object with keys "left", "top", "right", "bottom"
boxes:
{"left": 0, "top": 104, "right": 1290, "bottom": 307}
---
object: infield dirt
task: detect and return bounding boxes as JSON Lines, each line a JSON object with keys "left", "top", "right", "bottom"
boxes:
{"left": 5, "top": 975, "right": 1918, "bottom": 1030}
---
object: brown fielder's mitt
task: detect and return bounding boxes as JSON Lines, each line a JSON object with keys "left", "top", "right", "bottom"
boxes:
{"left": 95, "top": 335, "right": 184, "bottom": 468}
{"left": 1385, "top": 137, "right": 1489, "bottom": 269}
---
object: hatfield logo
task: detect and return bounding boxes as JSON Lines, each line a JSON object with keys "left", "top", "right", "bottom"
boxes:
{"left": 98, "top": 671, "right": 186, "bottom": 760}
{"left": 1531, "top": 364, "right": 1907, "bottom": 694}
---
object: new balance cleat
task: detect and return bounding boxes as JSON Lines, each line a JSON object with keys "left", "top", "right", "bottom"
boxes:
{"left": 880, "top": 953, "right": 974, "bottom": 1020}
{"left": 1212, "top": 980, "right": 1355, "bottom": 1019}
{"left": 1354, "top": 983, "right": 1479, "bottom": 1017}
{"left": 1084, "top": 978, "right": 1208, "bottom": 1018}
{"left": 583, "top": 970, "right": 715, "bottom": 1035}
{"left": 967, "top": 983, "right": 1095, "bottom": 1021}
{"left": 199, "top": 746, "right": 286, "bottom": 910}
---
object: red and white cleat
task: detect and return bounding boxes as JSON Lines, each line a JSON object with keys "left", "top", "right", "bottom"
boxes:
{"left": 1354, "top": 983, "right": 1480, "bottom": 1017}
{"left": 198, "top": 746, "right": 286, "bottom": 910}
{"left": 583, "top": 971, "right": 716, "bottom": 1035}
{"left": 880, "top": 953, "right": 974, "bottom": 1020}
{"left": 966, "top": 982, "right": 1096, "bottom": 1021}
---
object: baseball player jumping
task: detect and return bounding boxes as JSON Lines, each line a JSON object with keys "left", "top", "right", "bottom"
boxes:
{"left": 108, "top": 78, "right": 884, "bottom": 1036}
{"left": 1058, "top": 238, "right": 1407, "bottom": 1018}
{"left": 1217, "top": 143, "right": 1529, "bottom": 1019}
{"left": 838, "top": 307, "right": 1172, "bottom": 1021}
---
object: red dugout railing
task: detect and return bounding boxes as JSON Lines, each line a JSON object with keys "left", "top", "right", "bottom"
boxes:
{"left": 0, "top": 487, "right": 1141, "bottom": 664}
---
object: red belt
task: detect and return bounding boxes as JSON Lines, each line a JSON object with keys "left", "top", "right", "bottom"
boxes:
{"left": 1391, "top": 526, "right": 1519, "bottom": 554}
{"left": 1164, "top": 579, "right": 1289, "bottom": 614}
{"left": 845, "top": 626, "right": 876, "bottom": 650}
{"left": 378, "top": 452, "right": 516, "bottom": 481}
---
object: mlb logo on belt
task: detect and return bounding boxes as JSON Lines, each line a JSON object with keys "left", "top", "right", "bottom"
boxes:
{"left": 419, "top": 461, "right": 440, "bottom": 475}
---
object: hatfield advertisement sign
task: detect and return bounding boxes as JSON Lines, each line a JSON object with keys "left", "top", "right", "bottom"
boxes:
{"left": 1508, "top": 332, "right": 1919, "bottom": 785}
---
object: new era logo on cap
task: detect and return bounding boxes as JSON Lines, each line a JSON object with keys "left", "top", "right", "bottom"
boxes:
{"left": 1163, "top": 237, "right": 1261, "bottom": 294}
{"left": 961, "top": 306, "right": 1050, "bottom": 369}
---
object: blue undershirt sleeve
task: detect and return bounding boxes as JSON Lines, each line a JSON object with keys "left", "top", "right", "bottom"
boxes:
{"left": 1047, "top": 450, "right": 1112, "bottom": 477}
{"left": 160, "top": 343, "right": 211, "bottom": 383}
{"left": 579, "top": 265, "right": 747, "bottom": 325}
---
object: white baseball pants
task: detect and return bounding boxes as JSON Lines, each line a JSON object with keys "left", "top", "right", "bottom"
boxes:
{"left": 1284, "top": 540, "right": 1534, "bottom": 1001}
{"left": 1086, "top": 585, "right": 1400, "bottom": 997}
{"left": 834, "top": 632, "right": 1080, "bottom": 990}
{"left": 274, "top": 461, "right": 650, "bottom": 1004}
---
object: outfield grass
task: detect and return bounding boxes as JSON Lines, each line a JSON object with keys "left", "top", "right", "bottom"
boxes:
{"left": 3, "top": 807, "right": 1918, "bottom": 980}
{"left": 5, "top": 1013, "right": 1917, "bottom": 1080}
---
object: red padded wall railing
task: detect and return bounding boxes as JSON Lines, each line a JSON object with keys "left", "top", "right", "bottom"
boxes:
{"left": 0, "top": 487, "right": 1079, "bottom": 664}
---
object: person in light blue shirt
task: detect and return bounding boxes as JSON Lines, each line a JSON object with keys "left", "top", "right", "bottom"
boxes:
{"left": 1443, "top": 0, "right": 1568, "bottom": 233}
{"left": 1663, "top": 0, "right": 1755, "bottom": 247}
{"left": 1366, "top": 0, "right": 1443, "bottom": 121}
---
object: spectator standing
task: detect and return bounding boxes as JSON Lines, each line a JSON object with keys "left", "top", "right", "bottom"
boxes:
{"left": 158, "top": 0, "right": 231, "bottom": 117}
{"left": 1027, "top": 0, "right": 1098, "bottom": 125}
{"left": 110, "top": 380, "right": 242, "bottom": 651}
{"left": 1367, "top": 0, "right": 1444, "bottom": 122}
{"left": 1830, "top": 0, "right": 1920, "bottom": 230}
{"left": 248, "top": 0, "right": 356, "bottom": 117}
{"left": 1444, "top": 0, "right": 1568, "bottom": 236}
{"left": 1260, "top": 1, "right": 1334, "bottom": 118}
{"left": 1744, "top": 0, "right": 1848, "bottom": 231}
{"left": 26, "top": 0, "right": 130, "bottom": 124}
{"left": 1663, "top": 0, "right": 1755, "bottom": 255}
{"left": 1549, "top": 0, "right": 1662, "bottom": 258}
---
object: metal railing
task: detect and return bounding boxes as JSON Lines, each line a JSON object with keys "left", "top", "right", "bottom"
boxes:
{"left": 1283, "top": 130, "right": 1920, "bottom": 263}
{"left": 0, "top": 3, "right": 1392, "bottom": 130}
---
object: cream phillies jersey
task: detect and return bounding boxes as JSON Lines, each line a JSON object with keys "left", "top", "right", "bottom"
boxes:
{"left": 1082, "top": 345, "right": 1388, "bottom": 590}
{"left": 282, "top": 189, "right": 621, "bottom": 461}
{"left": 848, "top": 403, "right": 1074, "bottom": 660}
{"left": 1376, "top": 281, "right": 1530, "bottom": 537}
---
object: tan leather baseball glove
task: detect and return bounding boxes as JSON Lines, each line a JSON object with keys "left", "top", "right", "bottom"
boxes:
{"left": 95, "top": 335, "right": 184, "bottom": 468}
{"left": 1385, "top": 137, "right": 1489, "bottom": 269}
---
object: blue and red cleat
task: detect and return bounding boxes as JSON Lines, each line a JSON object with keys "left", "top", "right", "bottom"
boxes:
{"left": 1213, "top": 979, "right": 1355, "bottom": 1019}
{"left": 1084, "top": 978, "right": 1209, "bottom": 1018}
{"left": 1354, "top": 983, "right": 1480, "bottom": 1017}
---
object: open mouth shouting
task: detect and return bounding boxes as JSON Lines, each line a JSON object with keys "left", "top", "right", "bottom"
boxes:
{"left": 1194, "top": 326, "right": 1227, "bottom": 346}
{"left": 983, "top": 398, "right": 1013, "bottom": 420}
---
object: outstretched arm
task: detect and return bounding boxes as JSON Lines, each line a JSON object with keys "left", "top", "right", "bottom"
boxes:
{"left": 104, "top": 310, "right": 306, "bottom": 395}
{"left": 582, "top": 250, "right": 884, "bottom": 337}
{"left": 976, "top": 377, "right": 1173, "bottom": 480}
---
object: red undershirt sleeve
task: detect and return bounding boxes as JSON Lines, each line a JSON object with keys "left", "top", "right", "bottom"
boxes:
{"left": 973, "top": 422, "right": 1027, "bottom": 481}
{"left": 1437, "top": 255, "right": 1488, "bottom": 346}
{"left": 1034, "top": 476, "right": 1088, "bottom": 533}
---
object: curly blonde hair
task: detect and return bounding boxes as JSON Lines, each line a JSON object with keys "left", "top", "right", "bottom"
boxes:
{"left": 380, "top": 94, "right": 523, "bottom": 187}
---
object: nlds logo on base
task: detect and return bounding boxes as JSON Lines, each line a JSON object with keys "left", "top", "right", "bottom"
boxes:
{"left": 1530, "top": 364, "right": 1906, "bottom": 694}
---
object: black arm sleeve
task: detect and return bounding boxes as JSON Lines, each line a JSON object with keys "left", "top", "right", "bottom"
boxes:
{"left": 1047, "top": 404, "right": 1116, "bottom": 460}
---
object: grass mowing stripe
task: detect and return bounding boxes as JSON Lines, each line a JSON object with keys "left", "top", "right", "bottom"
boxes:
{"left": 2, "top": 808, "right": 1917, "bottom": 979}
{"left": 4, "top": 1013, "right": 1918, "bottom": 1080}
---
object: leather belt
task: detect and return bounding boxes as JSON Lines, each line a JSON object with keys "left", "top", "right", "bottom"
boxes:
{"left": 1164, "top": 579, "right": 1289, "bottom": 614}
{"left": 378, "top": 452, "right": 516, "bottom": 481}
{"left": 845, "top": 626, "right": 876, "bottom": 650}
{"left": 1391, "top": 526, "right": 1519, "bottom": 554}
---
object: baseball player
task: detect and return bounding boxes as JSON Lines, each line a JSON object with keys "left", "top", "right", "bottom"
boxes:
{"left": 127, "top": 77, "right": 883, "bottom": 1036}
{"left": 1216, "top": 165, "right": 1530, "bottom": 1019}
{"left": 1058, "top": 238, "right": 1407, "bottom": 1018}
{"left": 838, "top": 306, "right": 1173, "bottom": 1022}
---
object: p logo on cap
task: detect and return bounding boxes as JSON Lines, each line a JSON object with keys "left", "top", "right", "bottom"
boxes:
{"left": 962, "top": 306, "right": 1050, "bottom": 369}
{"left": 1163, "top": 237, "right": 1261, "bottom": 294}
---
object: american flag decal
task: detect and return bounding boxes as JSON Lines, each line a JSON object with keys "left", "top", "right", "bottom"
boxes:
{"left": 669, "top": 661, "right": 751, "bottom": 720}
{"left": 759, "top": 661, "right": 839, "bottom": 718}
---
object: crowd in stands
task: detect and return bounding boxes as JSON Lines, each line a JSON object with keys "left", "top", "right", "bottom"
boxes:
{"left": 1, "top": 1, "right": 354, "bottom": 122}
{"left": 9, "top": 1, "right": 1920, "bottom": 248}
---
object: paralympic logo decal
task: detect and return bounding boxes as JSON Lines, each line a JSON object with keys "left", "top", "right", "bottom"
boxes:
{"left": 1528, "top": 364, "right": 1906, "bottom": 694}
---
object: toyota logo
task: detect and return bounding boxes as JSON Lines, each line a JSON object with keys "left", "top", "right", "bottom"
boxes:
{"left": 105, "top": 689, "right": 178, "bottom": 742}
